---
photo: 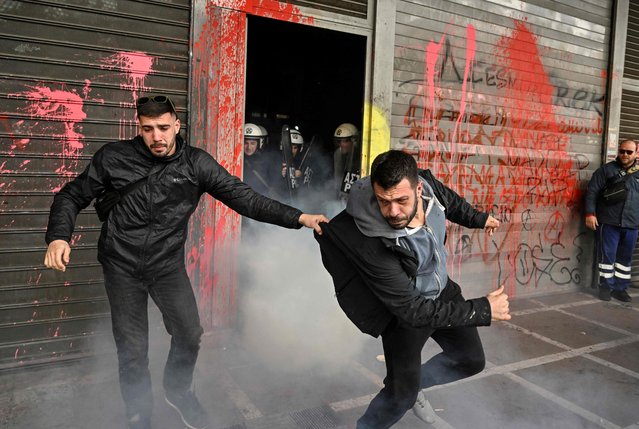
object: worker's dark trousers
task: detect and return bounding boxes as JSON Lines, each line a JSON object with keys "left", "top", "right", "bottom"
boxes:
{"left": 357, "top": 281, "right": 486, "bottom": 429}
{"left": 103, "top": 267, "right": 204, "bottom": 420}
{"left": 596, "top": 224, "right": 638, "bottom": 291}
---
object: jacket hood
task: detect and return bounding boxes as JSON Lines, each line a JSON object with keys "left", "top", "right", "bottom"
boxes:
{"left": 346, "top": 176, "right": 438, "bottom": 239}
{"left": 134, "top": 134, "right": 186, "bottom": 163}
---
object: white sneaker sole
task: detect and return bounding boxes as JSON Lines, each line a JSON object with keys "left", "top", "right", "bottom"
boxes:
{"left": 164, "top": 395, "right": 209, "bottom": 429}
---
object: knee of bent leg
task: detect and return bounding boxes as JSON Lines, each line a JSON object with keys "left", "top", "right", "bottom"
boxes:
{"left": 460, "top": 355, "right": 485, "bottom": 376}
{"left": 177, "top": 324, "right": 203, "bottom": 350}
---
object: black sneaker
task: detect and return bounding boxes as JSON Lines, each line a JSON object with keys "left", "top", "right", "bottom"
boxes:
{"left": 165, "top": 390, "right": 209, "bottom": 429}
{"left": 611, "top": 289, "right": 632, "bottom": 302}
{"left": 127, "top": 413, "right": 151, "bottom": 429}
{"left": 598, "top": 287, "right": 611, "bottom": 301}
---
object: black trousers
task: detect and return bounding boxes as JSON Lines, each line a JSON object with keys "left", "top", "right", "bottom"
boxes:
{"left": 103, "top": 267, "right": 204, "bottom": 419}
{"left": 357, "top": 281, "right": 486, "bottom": 429}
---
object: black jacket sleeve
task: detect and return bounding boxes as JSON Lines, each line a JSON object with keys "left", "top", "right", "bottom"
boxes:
{"left": 420, "top": 169, "right": 488, "bottom": 229}
{"left": 317, "top": 213, "right": 492, "bottom": 334}
{"left": 195, "top": 149, "right": 302, "bottom": 229}
{"left": 45, "top": 149, "right": 108, "bottom": 244}
{"left": 584, "top": 164, "right": 608, "bottom": 215}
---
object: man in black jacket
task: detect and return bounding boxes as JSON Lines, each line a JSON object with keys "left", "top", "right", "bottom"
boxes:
{"left": 43, "top": 95, "right": 328, "bottom": 429}
{"left": 584, "top": 139, "right": 639, "bottom": 302}
{"left": 315, "top": 150, "right": 509, "bottom": 428}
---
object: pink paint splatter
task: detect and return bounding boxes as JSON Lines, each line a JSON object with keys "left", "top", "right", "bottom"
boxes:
{"left": 5, "top": 82, "right": 92, "bottom": 194}
{"left": 9, "top": 84, "right": 86, "bottom": 153}
{"left": 101, "top": 51, "right": 155, "bottom": 139}
{"left": 425, "top": 34, "right": 445, "bottom": 145}
{"left": 102, "top": 52, "right": 154, "bottom": 97}
{"left": 452, "top": 24, "right": 476, "bottom": 145}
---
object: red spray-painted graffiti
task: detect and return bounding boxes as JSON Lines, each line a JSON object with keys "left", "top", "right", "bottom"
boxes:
{"left": 400, "top": 20, "right": 591, "bottom": 293}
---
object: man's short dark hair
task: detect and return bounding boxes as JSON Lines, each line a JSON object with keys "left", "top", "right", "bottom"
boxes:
{"left": 136, "top": 95, "right": 177, "bottom": 119}
{"left": 370, "top": 150, "right": 419, "bottom": 189}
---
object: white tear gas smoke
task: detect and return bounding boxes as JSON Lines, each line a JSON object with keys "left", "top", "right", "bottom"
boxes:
{"left": 238, "top": 222, "right": 366, "bottom": 373}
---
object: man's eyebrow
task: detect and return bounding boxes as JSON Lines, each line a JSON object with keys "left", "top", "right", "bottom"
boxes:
{"left": 376, "top": 194, "right": 409, "bottom": 202}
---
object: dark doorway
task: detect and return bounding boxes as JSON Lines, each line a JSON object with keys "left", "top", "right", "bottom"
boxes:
{"left": 243, "top": 15, "right": 367, "bottom": 211}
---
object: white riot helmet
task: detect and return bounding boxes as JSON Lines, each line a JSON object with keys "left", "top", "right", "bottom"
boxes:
{"left": 334, "top": 123, "right": 358, "bottom": 139}
{"left": 243, "top": 123, "right": 267, "bottom": 148}
{"left": 290, "top": 128, "right": 304, "bottom": 146}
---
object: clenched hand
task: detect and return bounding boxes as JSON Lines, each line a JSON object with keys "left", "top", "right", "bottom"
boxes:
{"left": 487, "top": 284, "right": 510, "bottom": 321}
{"left": 44, "top": 240, "right": 71, "bottom": 272}
{"left": 484, "top": 215, "right": 500, "bottom": 236}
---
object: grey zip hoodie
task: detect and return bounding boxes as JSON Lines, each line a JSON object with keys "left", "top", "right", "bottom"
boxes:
{"left": 346, "top": 176, "right": 448, "bottom": 299}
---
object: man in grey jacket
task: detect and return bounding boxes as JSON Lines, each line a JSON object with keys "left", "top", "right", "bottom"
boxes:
{"left": 316, "top": 150, "right": 509, "bottom": 428}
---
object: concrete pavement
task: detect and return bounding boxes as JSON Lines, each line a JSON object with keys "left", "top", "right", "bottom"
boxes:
{"left": 1, "top": 288, "right": 638, "bottom": 429}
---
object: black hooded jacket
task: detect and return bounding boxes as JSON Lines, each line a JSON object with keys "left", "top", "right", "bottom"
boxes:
{"left": 46, "top": 135, "right": 302, "bottom": 277}
{"left": 315, "top": 169, "right": 492, "bottom": 337}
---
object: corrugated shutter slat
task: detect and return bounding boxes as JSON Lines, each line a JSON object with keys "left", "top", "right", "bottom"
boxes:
{"left": 0, "top": 0, "right": 190, "bottom": 369}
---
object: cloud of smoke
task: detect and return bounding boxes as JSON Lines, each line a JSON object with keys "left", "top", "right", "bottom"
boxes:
{"left": 237, "top": 223, "right": 366, "bottom": 373}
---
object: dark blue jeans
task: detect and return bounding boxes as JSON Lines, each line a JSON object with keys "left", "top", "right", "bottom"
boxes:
{"left": 103, "top": 267, "right": 204, "bottom": 419}
{"left": 357, "top": 280, "right": 485, "bottom": 429}
{"left": 596, "top": 224, "right": 638, "bottom": 291}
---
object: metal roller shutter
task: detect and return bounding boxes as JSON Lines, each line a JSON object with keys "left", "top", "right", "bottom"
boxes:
{"left": 288, "top": 0, "right": 368, "bottom": 19}
{"left": 392, "top": 0, "right": 611, "bottom": 297}
{"left": 0, "top": 0, "right": 190, "bottom": 369}
{"left": 622, "top": 0, "right": 639, "bottom": 284}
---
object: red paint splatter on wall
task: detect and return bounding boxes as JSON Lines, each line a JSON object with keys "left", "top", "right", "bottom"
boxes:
{"left": 401, "top": 20, "right": 586, "bottom": 294}
{"left": 452, "top": 24, "right": 476, "bottom": 147}
{"left": 187, "top": 2, "right": 314, "bottom": 328}
{"left": 495, "top": 21, "right": 579, "bottom": 210}
{"left": 210, "top": 0, "right": 314, "bottom": 24}
{"left": 188, "top": 5, "right": 245, "bottom": 328}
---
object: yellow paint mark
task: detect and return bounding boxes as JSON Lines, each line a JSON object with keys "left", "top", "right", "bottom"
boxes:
{"left": 361, "top": 102, "right": 390, "bottom": 176}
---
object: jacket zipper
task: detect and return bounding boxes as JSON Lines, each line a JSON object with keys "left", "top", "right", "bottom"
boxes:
{"left": 137, "top": 165, "right": 156, "bottom": 276}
